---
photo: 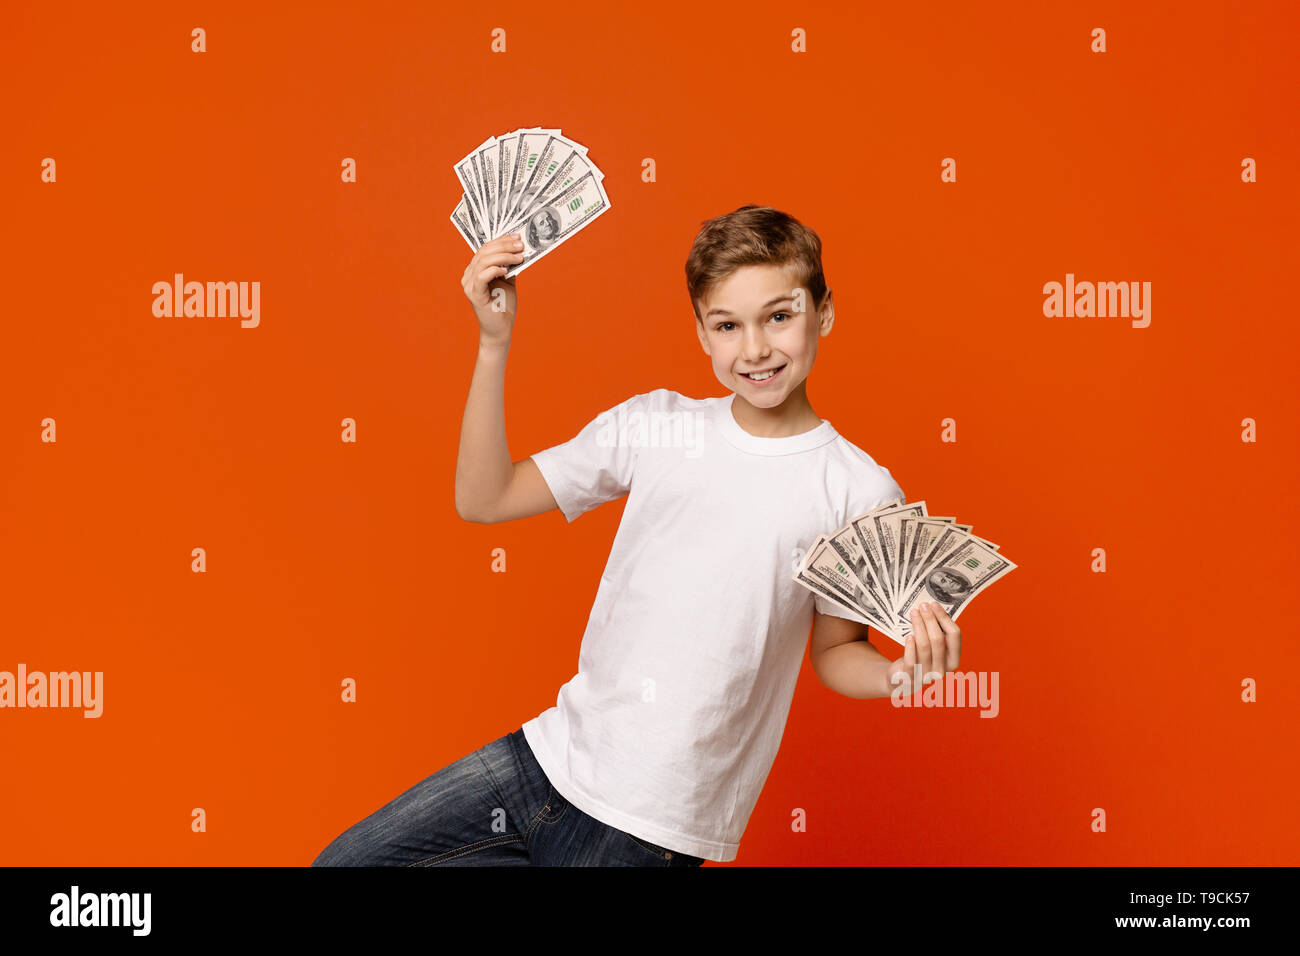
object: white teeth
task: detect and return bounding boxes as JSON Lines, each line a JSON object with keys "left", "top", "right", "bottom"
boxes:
{"left": 745, "top": 367, "right": 780, "bottom": 380}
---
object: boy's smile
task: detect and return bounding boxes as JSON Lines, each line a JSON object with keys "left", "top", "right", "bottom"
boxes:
{"left": 695, "top": 263, "right": 835, "bottom": 436}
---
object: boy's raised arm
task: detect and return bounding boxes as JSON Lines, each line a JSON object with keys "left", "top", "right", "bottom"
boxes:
{"left": 454, "top": 233, "right": 559, "bottom": 524}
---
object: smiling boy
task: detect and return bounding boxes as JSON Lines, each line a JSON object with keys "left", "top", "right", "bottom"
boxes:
{"left": 311, "top": 204, "right": 962, "bottom": 867}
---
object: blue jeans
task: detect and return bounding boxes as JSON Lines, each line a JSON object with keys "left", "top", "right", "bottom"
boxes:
{"left": 311, "top": 727, "right": 706, "bottom": 867}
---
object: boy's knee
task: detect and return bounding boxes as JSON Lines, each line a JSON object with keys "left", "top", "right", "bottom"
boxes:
{"left": 310, "top": 838, "right": 347, "bottom": 867}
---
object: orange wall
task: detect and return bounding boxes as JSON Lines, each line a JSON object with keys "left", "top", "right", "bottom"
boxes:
{"left": 2, "top": 0, "right": 1296, "bottom": 865}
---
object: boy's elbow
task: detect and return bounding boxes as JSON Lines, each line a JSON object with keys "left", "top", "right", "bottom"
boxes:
{"left": 456, "top": 462, "right": 520, "bottom": 524}
{"left": 455, "top": 499, "right": 497, "bottom": 524}
{"left": 454, "top": 491, "right": 493, "bottom": 524}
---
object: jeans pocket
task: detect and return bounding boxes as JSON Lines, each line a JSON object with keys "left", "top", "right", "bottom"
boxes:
{"left": 620, "top": 830, "right": 698, "bottom": 865}
{"left": 531, "top": 783, "right": 569, "bottom": 830}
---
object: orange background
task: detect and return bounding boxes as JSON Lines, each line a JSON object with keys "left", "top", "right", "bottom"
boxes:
{"left": 2, "top": 0, "right": 1297, "bottom": 865}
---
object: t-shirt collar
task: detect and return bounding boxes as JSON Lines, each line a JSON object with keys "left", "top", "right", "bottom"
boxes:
{"left": 710, "top": 391, "right": 838, "bottom": 456}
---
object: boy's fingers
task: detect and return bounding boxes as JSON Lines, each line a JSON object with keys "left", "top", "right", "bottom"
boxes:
{"left": 910, "top": 610, "right": 931, "bottom": 673}
{"left": 479, "top": 249, "right": 524, "bottom": 267}
{"left": 476, "top": 264, "right": 508, "bottom": 289}
{"left": 929, "top": 604, "right": 961, "bottom": 669}
{"left": 919, "top": 603, "right": 947, "bottom": 669}
{"left": 894, "top": 639, "right": 915, "bottom": 696}
{"left": 900, "top": 633, "right": 916, "bottom": 689}
{"left": 467, "top": 238, "right": 522, "bottom": 276}
{"left": 932, "top": 604, "right": 960, "bottom": 637}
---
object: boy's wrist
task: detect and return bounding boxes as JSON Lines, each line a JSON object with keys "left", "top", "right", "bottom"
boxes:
{"left": 478, "top": 333, "right": 511, "bottom": 356}
{"left": 871, "top": 658, "right": 899, "bottom": 700}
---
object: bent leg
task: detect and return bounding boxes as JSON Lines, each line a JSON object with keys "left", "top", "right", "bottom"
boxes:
{"left": 311, "top": 729, "right": 545, "bottom": 867}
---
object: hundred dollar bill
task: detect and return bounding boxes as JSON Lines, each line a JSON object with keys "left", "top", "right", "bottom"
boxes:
{"left": 824, "top": 523, "right": 898, "bottom": 628}
{"left": 497, "top": 129, "right": 553, "bottom": 231}
{"left": 490, "top": 133, "right": 515, "bottom": 231}
{"left": 475, "top": 137, "right": 503, "bottom": 236}
{"left": 454, "top": 136, "right": 497, "bottom": 239}
{"left": 904, "top": 522, "right": 1001, "bottom": 598}
{"left": 848, "top": 500, "right": 920, "bottom": 610}
{"left": 453, "top": 128, "right": 612, "bottom": 271}
{"left": 897, "top": 522, "right": 978, "bottom": 612}
{"left": 796, "top": 537, "right": 874, "bottom": 618}
{"left": 795, "top": 563, "right": 880, "bottom": 629}
{"left": 793, "top": 546, "right": 870, "bottom": 619}
{"left": 500, "top": 133, "right": 599, "bottom": 231}
{"left": 450, "top": 196, "right": 486, "bottom": 251}
{"left": 804, "top": 554, "right": 881, "bottom": 628}
{"left": 487, "top": 132, "right": 580, "bottom": 235}
{"left": 799, "top": 561, "right": 897, "bottom": 639}
{"left": 795, "top": 499, "right": 1014, "bottom": 646}
{"left": 894, "top": 536, "right": 1017, "bottom": 637}
{"left": 799, "top": 536, "right": 901, "bottom": 640}
{"left": 877, "top": 501, "right": 932, "bottom": 600}
{"left": 898, "top": 517, "right": 968, "bottom": 607}
{"left": 454, "top": 129, "right": 539, "bottom": 250}
{"left": 502, "top": 170, "right": 611, "bottom": 278}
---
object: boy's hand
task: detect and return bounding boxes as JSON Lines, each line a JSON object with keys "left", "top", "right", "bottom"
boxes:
{"left": 886, "top": 602, "right": 962, "bottom": 695}
{"left": 462, "top": 233, "right": 524, "bottom": 347}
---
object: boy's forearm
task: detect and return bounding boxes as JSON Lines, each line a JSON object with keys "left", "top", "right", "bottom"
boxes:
{"left": 455, "top": 338, "right": 512, "bottom": 521}
{"left": 817, "top": 638, "right": 895, "bottom": 700}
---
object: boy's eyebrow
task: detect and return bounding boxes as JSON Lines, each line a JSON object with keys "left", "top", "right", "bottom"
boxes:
{"left": 704, "top": 294, "right": 794, "bottom": 319}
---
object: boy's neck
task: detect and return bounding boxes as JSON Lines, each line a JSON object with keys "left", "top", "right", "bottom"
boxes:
{"left": 729, "top": 384, "right": 823, "bottom": 438}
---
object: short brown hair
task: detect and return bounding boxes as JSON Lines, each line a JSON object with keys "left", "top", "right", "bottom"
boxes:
{"left": 685, "top": 204, "right": 828, "bottom": 321}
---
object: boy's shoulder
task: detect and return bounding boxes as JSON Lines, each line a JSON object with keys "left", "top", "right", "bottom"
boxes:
{"left": 824, "top": 428, "right": 891, "bottom": 471}
{"left": 827, "top": 418, "right": 901, "bottom": 467}
{"left": 802, "top": 404, "right": 906, "bottom": 507}
{"left": 620, "top": 387, "right": 715, "bottom": 414}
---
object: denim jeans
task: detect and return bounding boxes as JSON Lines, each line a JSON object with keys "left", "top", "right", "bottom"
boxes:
{"left": 311, "top": 727, "right": 706, "bottom": 867}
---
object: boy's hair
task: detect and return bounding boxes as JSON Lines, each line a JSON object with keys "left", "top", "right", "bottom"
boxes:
{"left": 685, "top": 204, "right": 828, "bottom": 322}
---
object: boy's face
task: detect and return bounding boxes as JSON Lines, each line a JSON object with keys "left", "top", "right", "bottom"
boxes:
{"left": 694, "top": 263, "right": 834, "bottom": 409}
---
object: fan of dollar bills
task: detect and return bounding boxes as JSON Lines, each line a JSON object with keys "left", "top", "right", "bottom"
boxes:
{"left": 795, "top": 499, "right": 1016, "bottom": 646}
{"left": 450, "top": 128, "right": 611, "bottom": 278}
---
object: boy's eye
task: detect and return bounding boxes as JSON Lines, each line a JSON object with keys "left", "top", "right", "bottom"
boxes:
{"left": 715, "top": 313, "right": 788, "bottom": 332}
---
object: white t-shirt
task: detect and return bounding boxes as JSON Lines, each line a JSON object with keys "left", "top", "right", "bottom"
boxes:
{"left": 522, "top": 388, "right": 905, "bottom": 861}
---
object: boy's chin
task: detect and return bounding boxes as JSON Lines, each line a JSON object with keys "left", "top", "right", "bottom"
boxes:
{"left": 730, "top": 385, "right": 792, "bottom": 408}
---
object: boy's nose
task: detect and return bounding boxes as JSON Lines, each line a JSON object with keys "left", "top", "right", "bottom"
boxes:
{"left": 741, "top": 330, "right": 770, "bottom": 361}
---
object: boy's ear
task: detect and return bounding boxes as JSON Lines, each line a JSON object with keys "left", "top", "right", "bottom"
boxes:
{"left": 696, "top": 316, "right": 711, "bottom": 354}
{"left": 818, "top": 289, "right": 835, "bottom": 335}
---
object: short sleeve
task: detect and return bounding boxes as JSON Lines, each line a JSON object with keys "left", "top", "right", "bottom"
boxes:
{"left": 529, "top": 392, "right": 646, "bottom": 523}
{"left": 813, "top": 591, "right": 873, "bottom": 625}
{"left": 812, "top": 475, "right": 906, "bottom": 623}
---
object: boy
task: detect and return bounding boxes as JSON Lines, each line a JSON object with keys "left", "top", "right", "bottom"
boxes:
{"left": 312, "top": 204, "right": 962, "bottom": 867}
